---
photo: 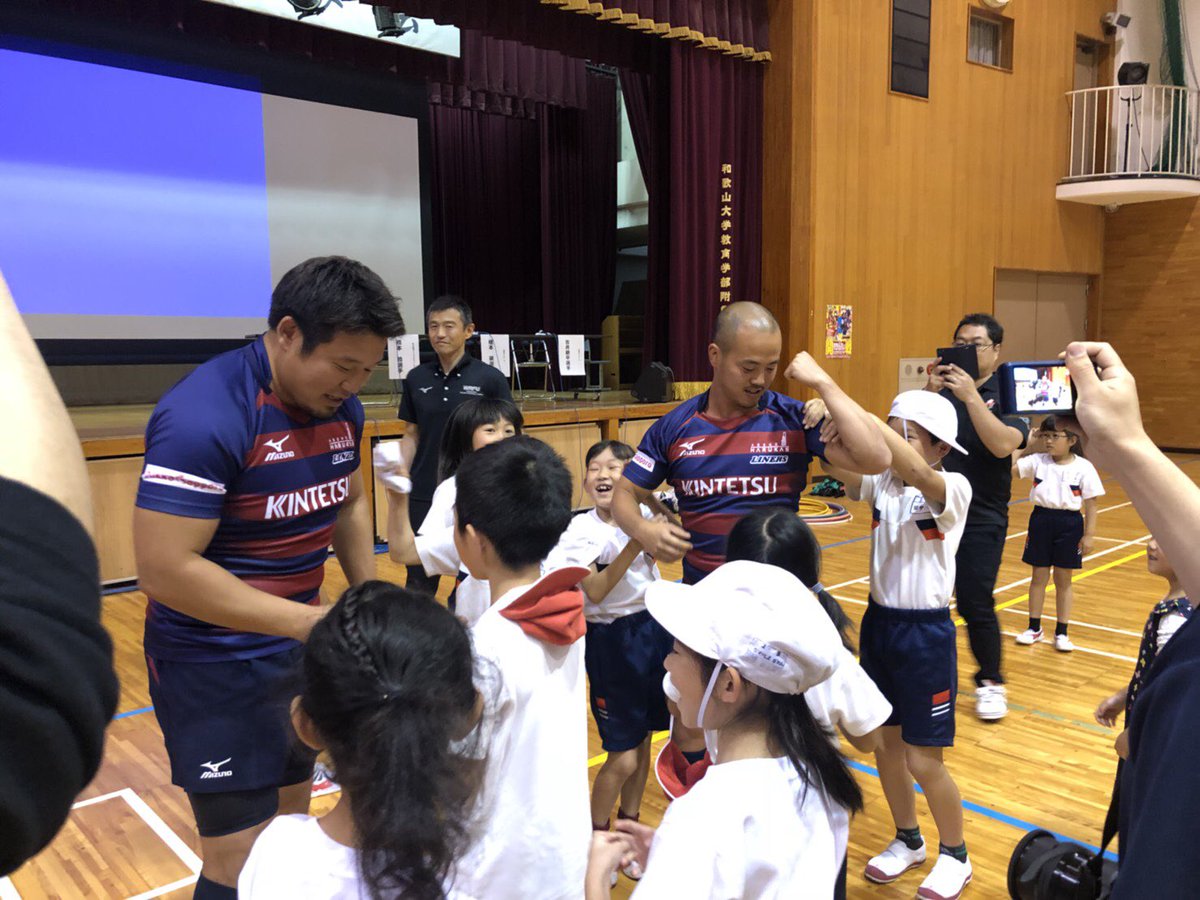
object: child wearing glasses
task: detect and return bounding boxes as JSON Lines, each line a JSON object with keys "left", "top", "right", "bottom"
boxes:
{"left": 1011, "top": 416, "right": 1105, "bottom": 652}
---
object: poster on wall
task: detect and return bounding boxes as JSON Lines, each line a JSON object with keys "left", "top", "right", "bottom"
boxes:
{"left": 825, "top": 304, "right": 853, "bottom": 359}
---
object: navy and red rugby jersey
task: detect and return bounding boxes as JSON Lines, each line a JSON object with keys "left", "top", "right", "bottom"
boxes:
{"left": 135, "top": 336, "right": 363, "bottom": 661}
{"left": 623, "top": 389, "right": 825, "bottom": 584}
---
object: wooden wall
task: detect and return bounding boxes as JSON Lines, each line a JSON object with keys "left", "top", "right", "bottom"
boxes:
{"left": 763, "top": 0, "right": 1112, "bottom": 417}
{"left": 1102, "top": 197, "right": 1200, "bottom": 449}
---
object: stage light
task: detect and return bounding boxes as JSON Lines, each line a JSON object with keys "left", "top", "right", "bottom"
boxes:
{"left": 286, "top": 0, "right": 343, "bottom": 21}
{"left": 1118, "top": 61, "right": 1150, "bottom": 86}
{"left": 372, "top": 7, "right": 419, "bottom": 38}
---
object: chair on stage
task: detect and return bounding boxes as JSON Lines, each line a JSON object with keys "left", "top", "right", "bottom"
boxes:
{"left": 509, "top": 335, "right": 558, "bottom": 402}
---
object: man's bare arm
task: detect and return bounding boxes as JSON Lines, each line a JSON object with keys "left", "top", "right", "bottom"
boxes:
{"left": 134, "top": 509, "right": 326, "bottom": 641}
{"left": 331, "top": 470, "right": 376, "bottom": 586}
{"left": 612, "top": 477, "right": 692, "bottom": 564}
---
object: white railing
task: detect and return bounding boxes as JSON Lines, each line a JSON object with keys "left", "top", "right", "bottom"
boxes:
{"left": 1064, "top": 84, "right": 1200, "bottom": 181}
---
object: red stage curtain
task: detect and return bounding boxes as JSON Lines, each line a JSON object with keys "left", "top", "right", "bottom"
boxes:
{"left": 430, "top": 70, "right": 618, "bottom": 335}
{"left": 666, "top": 40, "right": 763, "bottom": 385}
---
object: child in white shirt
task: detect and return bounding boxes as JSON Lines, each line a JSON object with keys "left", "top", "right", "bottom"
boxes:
{"left": 439, "top": 436, "right": 592, "bottom": 900}
{"left": 1012, "top": 416, "right": 1105, "bottom": 652}
{"left": 823, "top": 390, "right": 974, "bottom": 900}
{"left": 584, "top": 560, "right": 862, "bottom": 899}
{"left": 239, "top": 583, "right": 484, "bottom": 900}
{"left": 544, "top": 440, "right": 669, "bottom": 850}
{"left": 385, "top": 397, "right": 522, "bottom": 624}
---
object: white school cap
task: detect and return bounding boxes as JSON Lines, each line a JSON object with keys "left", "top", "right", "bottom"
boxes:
{"left": 644, "top": 560, "right": 843, "bottom": 695}
{"left": 888, "top": 390, "right": 968, "bottom": 455}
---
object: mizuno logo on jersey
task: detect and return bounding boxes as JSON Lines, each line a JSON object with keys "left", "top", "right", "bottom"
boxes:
{"left": 677, "top": 476, "right": 781, "bottom": 498}
{"left": 264, "top": 475, "right": 352, "bottom": 520}
{"left": 677, "top": 438, "right": 707, "bottom": 457}
{"left": 199, "top": 758, "right": 233, "bottom": 779}
{"left": 419, "top": 386, "right": 433, "bottom": 393}
{"left": 263, "top": 435, "right": 295, "bottom": 462}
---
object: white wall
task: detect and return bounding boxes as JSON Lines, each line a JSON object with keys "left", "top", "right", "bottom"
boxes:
{"left": 1115, "top": 0, "right": 1200, "bottom": 86}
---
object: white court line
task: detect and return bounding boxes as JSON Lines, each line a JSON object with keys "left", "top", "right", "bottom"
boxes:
{"left": 118, "top": 788, "right": 202, "bottom": 874}
{"left": 0, "top": 878, "right": 20, "bottom": 900}
{"left": 1001, "top": 631, "right": 1136, "bottom": 663}
{"left": 126, "top": 876, "right": 200, "bottom": 900}
{"left": 71, "top": 789, "right": 127, "bottom": 810}
{"left": 832, "top": 534, "right": 1149, "bottom": 601}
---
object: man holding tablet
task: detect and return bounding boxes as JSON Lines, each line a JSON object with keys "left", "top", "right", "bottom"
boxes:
{"left": 928, "top": 312, "right": 1030, "bottom": 722}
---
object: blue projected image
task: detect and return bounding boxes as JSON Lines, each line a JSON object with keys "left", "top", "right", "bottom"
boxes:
{"left": 0, "top": 47, "right": 272, "bottom": 321}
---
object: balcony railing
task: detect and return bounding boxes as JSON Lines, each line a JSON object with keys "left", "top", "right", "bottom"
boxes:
{"left": 1065, "top": 84, "right": 1200, "bottom": 181}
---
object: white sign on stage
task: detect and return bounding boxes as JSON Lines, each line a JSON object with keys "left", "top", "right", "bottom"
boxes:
{"left": 480, "top": 334, "right": 511, "bottom": 377}
{"left": 557, "top": 334, "right": 585, "bottom": 378}
{"left": 388, "top": 334, "right": 421, "bottom": 380}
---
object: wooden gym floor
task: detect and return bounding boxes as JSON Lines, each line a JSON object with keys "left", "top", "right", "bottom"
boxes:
{"left": 7, "top": 454, "right": 1197, "bottom": 899}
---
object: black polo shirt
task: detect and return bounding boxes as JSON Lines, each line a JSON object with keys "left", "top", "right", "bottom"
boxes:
{"left": 398, "top": 353, "right": 512, "bottom": 502}
{"left": 940, "top": 374, "right": 1029, "bottom": 529}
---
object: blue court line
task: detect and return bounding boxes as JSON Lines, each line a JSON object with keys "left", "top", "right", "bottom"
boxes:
{"left": 844, "top": 758, "right": 1119, "bottom": 863}
{"left": 114, "top": 705, "right": 153, "bottom": 720}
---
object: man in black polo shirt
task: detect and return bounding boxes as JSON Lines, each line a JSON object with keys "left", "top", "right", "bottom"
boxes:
{"left": 928, "top": 313, "right": 1029, "bottom": 722}
{"left": 398, "top": 295, "right": 511, "bottom": 592}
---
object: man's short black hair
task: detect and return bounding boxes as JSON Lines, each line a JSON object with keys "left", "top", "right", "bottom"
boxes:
{"left": 268, "top": 256, "right": 406, "bottom": 354}
{"left": 955, "top": 313, "right": 1004, "bottom": 346}
{"left": 454, "top": 436, "right": 572, "bottom": 570}
{"left": 427, "top": 295, "right": 474, "bottom": 328}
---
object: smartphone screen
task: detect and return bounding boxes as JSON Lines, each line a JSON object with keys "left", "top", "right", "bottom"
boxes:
{"left": 1000, "top": 362, "right": 1073, "bottom": 415}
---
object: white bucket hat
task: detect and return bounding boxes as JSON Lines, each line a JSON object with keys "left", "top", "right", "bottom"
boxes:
{"left": 888, "top": 390, "right": 968, "bottom": 455}
{"left": 644, "top": 560, "right": 843, "bottom": 696}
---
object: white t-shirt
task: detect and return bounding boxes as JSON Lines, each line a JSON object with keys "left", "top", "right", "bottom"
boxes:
{"left": 851, "top": 469, "right": 972, "bottom": 610}
{"left": 632, "top": 756, "right": 848, "bottom": 899}
{"left": 544, "top": 506, "right": 660, "bottom": 624}
{"left": 413, "top": 476, "right": 490, "bottom": 625}
{"left": 1017, "top": 453, "right": 1105, "bottom": 511}
{"left": 806, "top": 646, "right": 893, "bottom": 738}
{"left": 447, "top": 573, "right": 590, "bottom": 900}
{"left": 422, "top": 475, "right": 458, "bottom": 532}
{"left": 239, "top": 814, "right": 363, "bottom": 899}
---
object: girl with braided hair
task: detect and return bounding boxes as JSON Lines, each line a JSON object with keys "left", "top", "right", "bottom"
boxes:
{"left": 239, "top": 582, "right": 486, "bottom": 899}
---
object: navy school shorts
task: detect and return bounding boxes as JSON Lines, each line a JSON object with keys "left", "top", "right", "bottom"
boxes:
{"left": 585, "top": 609, "right": 675, "bottom": 752}
{"left": 1022, "top": 506, "right": 1085, "bottom": 570}
{"left": 859, "top": 600, "right": 957, "bottom": 747}
{"left": 146, "top": 644, "right": 317, "bottom": 797}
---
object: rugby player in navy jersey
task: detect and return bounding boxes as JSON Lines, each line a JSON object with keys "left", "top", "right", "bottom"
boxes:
{"left": 133, "top": 257, "right": 405, "bottom": 900}
{"left": 611, "top": 301, "right": 889, "bottom": 773}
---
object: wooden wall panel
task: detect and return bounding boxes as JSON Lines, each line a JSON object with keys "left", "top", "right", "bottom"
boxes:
{"left": 88, "top": 457, "right": 143, "bottom": 584}
{"left": 764, "top": 0, "right": 1111, "bottom": 416}
{"left": 1102, "top": 197, "right": 1200, "bottom": 448}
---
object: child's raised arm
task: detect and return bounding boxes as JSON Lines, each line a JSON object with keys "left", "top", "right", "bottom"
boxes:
{"left": 875, "top": 420, "right": 948, "bottom": 507}
{"left": 383, "top": 486, "right": 422, "bottom": 567}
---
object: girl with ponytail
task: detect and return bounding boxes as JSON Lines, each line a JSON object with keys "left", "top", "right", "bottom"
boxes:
{"left": 586, "top": 560, "right": 865, "bottom": 899}
{"left": 239, "top": 582, "right": 484, "bottom": 900}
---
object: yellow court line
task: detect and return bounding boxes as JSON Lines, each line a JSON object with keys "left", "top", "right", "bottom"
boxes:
{"left": 588, "top": 730, "right": 671, "bottom": 769}
{"left": 952, "top": 550, "right": 1148, "bottom": 627}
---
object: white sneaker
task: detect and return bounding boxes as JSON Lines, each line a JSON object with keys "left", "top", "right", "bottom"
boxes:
{"left": 1054, "top": 634, "right": 1076, "bottom": 653}
{"left": 975, "top": 684, "right": 1008, "bottom": 721}
{"left": 1015, "top": 628, "right": 1043, "bottom": 645}
{"left": 864, "top": 837, "right": 927, "bottom": 884}
{"left": 917, "top": 853, "right": 972, "bottom": 899}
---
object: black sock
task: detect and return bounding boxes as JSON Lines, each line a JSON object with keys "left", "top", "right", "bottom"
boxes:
{"left": 939, "top": 841, "right": 969, "bottom": 863}
{"left": 1028, "top": 617, "right": 1042, "bottom": 632}
{"left": 1055, "top": 622, "right": 1069, "bottom": 637}
{"left": 194, "top": 874, "right": 238, "bottom": 900}
{"left": 681, "top": 748, "right": 706, "bottom": 765}
{"left": 896, "top": 826, "right": 923, "bottom": 850}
